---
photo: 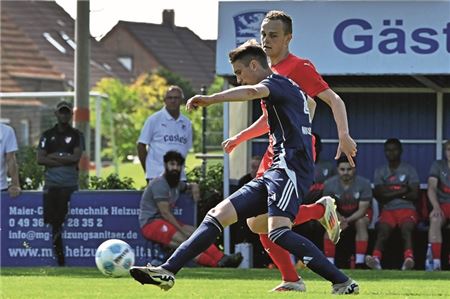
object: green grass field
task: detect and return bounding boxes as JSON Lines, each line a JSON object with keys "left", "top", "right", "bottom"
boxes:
{"left": 1, "top": 268, "right": 449, "bottom": 298}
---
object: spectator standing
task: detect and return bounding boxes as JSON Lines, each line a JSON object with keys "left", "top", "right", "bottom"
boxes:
{"left": 323, "top": 156, "right": 372, "bottom": 268}
{"left": 139, "top": 151, "right": 242, "bottom": 268}
{"left": 37, "top": 101, "right": 83, "bottom": 266}
{"left": 366, "top": 138, "right": 419, "bottom": 270}
{"left": 0, "top": 123, "right": 21, "bottom": 197}
{"left": 137, "top": 86, "right": 192, "bottom": 182}
{"left": 427, "top": 140, "right": 450, "bottom": 271}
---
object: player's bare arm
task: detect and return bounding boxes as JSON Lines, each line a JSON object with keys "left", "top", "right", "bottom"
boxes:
{"left": 316, "top": 88, "right": 357, "bottom": 165}
{"left": 345, "top": 201, "right": 370, "bottom": 223}
{"left": 186, "top": 84, "right": 270, "bottom": 111}
{"left": 427, "top": 177, "right": 444, "bottom": 218}
{"left": 222, "top": 113, "right": 269, "bottom": 153}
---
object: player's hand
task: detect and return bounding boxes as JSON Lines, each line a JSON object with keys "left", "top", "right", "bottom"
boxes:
{"left": 180, "top": 227, "right": 192, "bottom": 238}
{"left": 190, "top": 183, "right": 201, "bottom": 202}
{"left": 335, "top": 133, "right": 357, "bottom": 167}
{"left": 186, "top": 95, "right": 212, "bottom": 111}
{"left": 429, "top": 206, "right": 444, "bottom": 219}
{"left": 221, "top": 136, "right": 241, "bottom": 153}
{"left": 8, "top": 185, "right": 21, "bottom": 198}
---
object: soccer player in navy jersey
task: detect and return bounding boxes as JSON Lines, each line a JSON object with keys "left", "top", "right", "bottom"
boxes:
{"left": 129, "top": 40, "right": 359, "bottom": 295}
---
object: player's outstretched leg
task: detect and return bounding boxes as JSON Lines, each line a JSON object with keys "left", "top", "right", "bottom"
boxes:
{"left": 130, "top": 213, "right": 224, "bottom": 291}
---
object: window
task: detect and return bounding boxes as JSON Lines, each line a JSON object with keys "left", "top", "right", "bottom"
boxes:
{"left": 117, "top": 56, "right": 133, "bottom": 72}
{"left": 43, "top": 32, "right": 66, "bottom": 54}
{"left": 59, "top": 31, "right": 76, "bottom": 50}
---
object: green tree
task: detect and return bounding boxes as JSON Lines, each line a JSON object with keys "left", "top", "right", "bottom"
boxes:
{"left": 93, "top": 78, "right": 140, "bottom": 161}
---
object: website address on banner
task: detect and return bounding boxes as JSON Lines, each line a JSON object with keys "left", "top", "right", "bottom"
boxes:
{"left": 62, "top": 230, "right": 138, "bottom": 241}
{"left": 8, "top": 246, "right": 98, "bottom": 258}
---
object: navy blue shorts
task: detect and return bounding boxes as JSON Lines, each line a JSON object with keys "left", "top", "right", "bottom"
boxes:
{"left": 228, "top": 168, "right": 311, "bottom": 222}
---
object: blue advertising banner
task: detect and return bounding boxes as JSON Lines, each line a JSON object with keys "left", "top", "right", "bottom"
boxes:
{"left": 1, "top": 191, "right": 196, "bottom": 267}
{"left": 217, "top": 1, "right": 450, "bottom": 75}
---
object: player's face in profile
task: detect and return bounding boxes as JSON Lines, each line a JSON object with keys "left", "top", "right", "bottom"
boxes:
{"left": 260, "top": 19, "right": 291, "bottom": 59}
{"left": 164, "top": 89, "right": 183, "bottom": 113}
{"left": 337, "top": 162, "right": 355, "bottom": 182}
{"left": 232, "top": 60, "right": 258, "bottom": 85}
{"left": 384, "top": 143, "right": 401, "bottom": 162}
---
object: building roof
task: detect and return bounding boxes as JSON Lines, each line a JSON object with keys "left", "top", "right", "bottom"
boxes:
{"left": 104, "top": 19, "right": 216, "bottom": 92}
{"left": 1, "top": 1, "right": 133, "bottom": 90}
{"left": 0, "top": 13, "right": 64, "bottom": 93}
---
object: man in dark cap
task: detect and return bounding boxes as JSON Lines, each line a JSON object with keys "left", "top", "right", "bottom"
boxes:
{"left": 37, "top": 101, "right": 83, "bottom": 266}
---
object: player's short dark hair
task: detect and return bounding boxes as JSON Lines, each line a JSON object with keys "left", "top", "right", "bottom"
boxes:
{"left": 385, "top": 138, "right": 402, "bottom": 150}
{"left": 264, "top": 10, "right": 293, "bottom": 34}
{"left": 337, "top": 155, "right": 356, "bottom": 167}
{"left": 163, "top": 151, "right": 185, "bottom": 165}
{"left": 228, "top": 39, "right": 269, "bottom": 69}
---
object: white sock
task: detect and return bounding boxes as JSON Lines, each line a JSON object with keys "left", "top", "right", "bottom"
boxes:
{"left": 433, "top": 259, "right": 441, "bottom": 269}
{"left": 355, "top": 254, "right": 365, "bottom": 264}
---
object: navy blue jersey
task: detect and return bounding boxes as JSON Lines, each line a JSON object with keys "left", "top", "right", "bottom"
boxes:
{"left": 260, "top": 74, "right": 313, "bottom": 167}
{"left": 259, "top": 74, "right": 315, "bottom": 202}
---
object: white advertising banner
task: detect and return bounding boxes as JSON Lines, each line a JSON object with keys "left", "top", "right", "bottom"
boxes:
{"left": 217, "top": 1, "right": 450, "bottom": 75}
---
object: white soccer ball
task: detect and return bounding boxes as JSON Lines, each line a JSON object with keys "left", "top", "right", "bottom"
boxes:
{"left": 95, "top": 239, "right": 135, "bottom": 277}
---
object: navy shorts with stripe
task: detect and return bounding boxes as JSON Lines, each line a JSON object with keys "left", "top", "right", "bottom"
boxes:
{"left": 228, "top": 168, "right": 312, "bottom": 222}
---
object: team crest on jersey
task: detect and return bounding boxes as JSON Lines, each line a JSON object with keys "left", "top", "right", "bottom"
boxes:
{"left": 442, "top": 171, "right": 448, "bottom": 178}
{"left": 353, "top": 192, "right": 360, "bottom": 199}
{"left": 399, "top": 174, "right": 406, "bottom": 182}
{"left": 233, "top": 11, "right": 267, "bottom": 46}
{"left": 182, "top": 124, "right": 186, "bottom": 130}
{"left": 323, "top": 169, "right": 329, "bottom": 176}
{"left": 161, "top": 225, "right": 168, "bottom": 233}
{"left": 65, "top": 136, "right": 72, "bottom": 144}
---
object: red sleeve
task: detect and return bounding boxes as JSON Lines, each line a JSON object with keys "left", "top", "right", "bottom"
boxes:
{"left": 289, "top": 60, "right": 329, "bottom": 97}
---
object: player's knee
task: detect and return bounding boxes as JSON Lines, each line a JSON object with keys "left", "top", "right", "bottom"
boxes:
{"left": 246, "top": 217, "right": 267, "bottom": 234}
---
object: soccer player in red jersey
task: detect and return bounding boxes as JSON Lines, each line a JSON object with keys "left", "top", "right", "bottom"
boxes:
{"left": 222, "top": 11, "right": 356, "bottom": 292}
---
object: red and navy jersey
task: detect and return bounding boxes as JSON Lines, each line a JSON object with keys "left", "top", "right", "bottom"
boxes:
{"left": 260, "top": 74, "right": 313, "bottom": 173}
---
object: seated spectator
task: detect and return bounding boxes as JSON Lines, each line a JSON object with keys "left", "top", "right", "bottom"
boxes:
{"left": 322, "top": 156, "right": 372, "bottom": 268}
{"left": 366, "top": 138, "right": 419, "bottom": 270}
{"left": 427, "top": 140, "right": 450, "bottom": 271}
{"left": 238, "top": 155, "right": 262, "bottom": 187}
{"left": 138, "top": 150, "right": 242, "bottom": 268}
{"left": 304, "top": 133, "right": 337, "bottom": 203}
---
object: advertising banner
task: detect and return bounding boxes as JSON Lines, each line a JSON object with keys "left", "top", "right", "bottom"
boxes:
{"left": 1, "top": 191, "right": 196, "bottom": 267}
{"left": 217, "top": 1, "right": 450, "bottom": 75}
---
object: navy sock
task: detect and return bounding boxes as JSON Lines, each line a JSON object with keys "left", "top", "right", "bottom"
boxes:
{"left": 269, "top": 226, "right": 348, "bottom": 284}
{"left": 162, "top": 214, "right": 223, "bottom": 274}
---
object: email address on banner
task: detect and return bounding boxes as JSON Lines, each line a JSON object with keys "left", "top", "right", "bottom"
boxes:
{"left": 62, "top": 230, "right": 138, "bottom": 241}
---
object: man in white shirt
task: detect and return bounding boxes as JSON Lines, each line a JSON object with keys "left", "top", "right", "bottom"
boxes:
{"left": 137, "top": 86, "right": 193, "bottom": 182}
{"left": 0, "top": 123, "right": 21, "bottom": 197}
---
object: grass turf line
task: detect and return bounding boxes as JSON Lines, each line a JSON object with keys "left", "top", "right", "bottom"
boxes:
{"left": 1, "top": 268, "right": 450, "bottom": 298}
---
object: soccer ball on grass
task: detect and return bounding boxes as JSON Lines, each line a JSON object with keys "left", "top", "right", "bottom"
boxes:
{"left": 95, "top": 239, "right": 135, "bottom": 277}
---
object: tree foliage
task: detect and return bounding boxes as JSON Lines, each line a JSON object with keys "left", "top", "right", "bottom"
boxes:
{"left": 93, "top": 70, "right": 225, "bottom": 161}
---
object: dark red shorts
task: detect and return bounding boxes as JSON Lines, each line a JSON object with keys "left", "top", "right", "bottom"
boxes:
{"left": 141, "top": 219, "right": 184, "bottom": 246}
{"left": 440, "top": 202, "right": 450, "bottom": 219}
{"left": 379, "top": 208, "right": 418, "bottom": 228}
